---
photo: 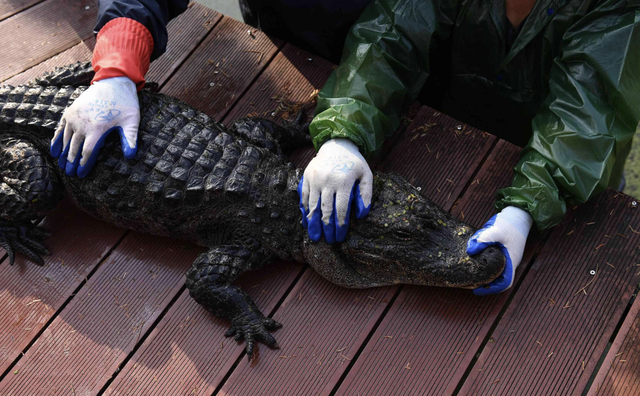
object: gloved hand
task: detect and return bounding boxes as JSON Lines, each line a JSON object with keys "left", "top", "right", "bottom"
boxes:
{"left": 50, "top": 76, "right": 140, "bottom": 178}
{"left": 467, "top": 206, "right": 533, "bottom": 295}
{"left": 297, "top": 138, "right": 373, "bottom": 244}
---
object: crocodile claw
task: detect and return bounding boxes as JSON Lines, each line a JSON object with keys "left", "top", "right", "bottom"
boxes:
{"left": 225, "top": 316, "right": 282, "bottom": 360}
{"left": 0, "top": 221, "right": 50, "bottom": 266}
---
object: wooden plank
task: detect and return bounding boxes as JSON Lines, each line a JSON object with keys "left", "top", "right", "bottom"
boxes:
{"left": 223, "top": 44, "right": 334, "bottom": 123}
{"left": 218, "top": 272, "right": 397, "bottom": 396}
{"left": 0, "top": 0, "right": 97, "bottom": 81}
{"left": 335, "top": 139, "right": 541, "bottom": 396}
{"left": 0, "top": 0, "right": 42, "bottom": 23}
{"left": 104, "top": 262, "right": 303, "bottom": 396}
{"left": 458, "top": 190, "right": 640, "bottom": 396}
{"left": 378, "top": 106, "right": 496, "bottom": 210}
{"left": 336, "top": 287, "right": 506, "bottom": 396}
{"left": 0, "top": 233, "right": 198, "bottom": 394}
{"left": 450, "top": 139, "right": 523, "bottom": 226}
{"left": 145, "top": 3, "right": 221, "bottom": 88}
{"left": 588, "top": 296, "right": 640, "bottom": 395}
{"left": 161, "top": 16, "right": 284, "bottom": 121}
{"left": 0, "top": 201, "right": 124, "bottom": 376}
{"left": 5, "top": 2, "right": 219, "bottom": 88}
{"left": 3, "top": 37, "right": 95, "bottom": 86}
{"left": 215, "top": 106, "right": 497, "bottom": 394}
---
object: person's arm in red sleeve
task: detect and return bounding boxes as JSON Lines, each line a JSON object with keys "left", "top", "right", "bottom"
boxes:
{"left": 50, "top": 1, "right": 188, "bottom": 178}
{"left": 93, "top": 0, "right": 189, "bottom": 88}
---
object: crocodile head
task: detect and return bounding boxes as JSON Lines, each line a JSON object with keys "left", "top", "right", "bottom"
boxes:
{"left": 302, "top": 172, "right": 506, "bottom": 289}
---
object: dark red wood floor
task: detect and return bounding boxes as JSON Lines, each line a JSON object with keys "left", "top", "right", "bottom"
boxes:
{"left": 1, "top": 2, "right": 639, "bottom": 395}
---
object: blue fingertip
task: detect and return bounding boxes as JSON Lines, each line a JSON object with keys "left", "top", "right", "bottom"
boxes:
{"left": 77, "top": 149, "right": 100, "bottom": 178}
{"left": 467, "top": 212, "right": 517, "bottom": 296}
{"left": 118, "top": 127, "right": 138, "bottom": 160}
{"left": 466, "top": 238, "right": 494, "bottom": 256}
{"left": 64, "top": 142, "right": 83, "bottom": 177}
{"left": 471, "top": 241, "right": 514, "bottom": 296}
{"left": 297, "top": 178, "right": 309, "bottom": 229}
{"left": 50, "top": 132, "right": 63, "bottom": 158}
{"left": 307, "top": 197, "right": 323, "bottom": 242}
{"left": 354, "top": 183, "right": 371, "bottom": 220}
{"left": 322, "top": 196, "right": 337, "bottom": 244}
{"left": 77, "top": 130, "right": 113, "bottom": 178}
{"left": 58, "top": 139, "right": 71, "bottom": 171}
{"left": 473, "top": 275, "right": 508, "bottom": 296}
{"left": 473, "top": 260, "right": 512, "bottom": 296}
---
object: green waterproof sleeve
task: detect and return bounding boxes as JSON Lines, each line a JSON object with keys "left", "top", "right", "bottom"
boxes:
{"left": 496, "top": 1, "right": 640, "bottom": 230}
{"left": 309, "top": 0, "right": 458, "bottom": 157}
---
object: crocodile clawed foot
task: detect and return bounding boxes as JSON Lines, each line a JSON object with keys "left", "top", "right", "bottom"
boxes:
{"left": 225, "top": 316, "right": 282, "bottom": 360}
{"left": 0, "top": 221, "right": 50, "bottom": 266}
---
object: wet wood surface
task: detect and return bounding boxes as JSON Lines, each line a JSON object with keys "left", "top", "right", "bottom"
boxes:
{"left": 1, "top": 2, "right": 638, "bottom": 394}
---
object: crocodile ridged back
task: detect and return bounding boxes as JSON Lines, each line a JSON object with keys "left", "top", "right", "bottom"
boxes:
{"left": 86, "top": 91, "right": 278, "bottom": 207}
{"left": 0, "top": 83, "right": 298, "bottom": 243}
{"left": 31, "top": 61, "right": 95, "bottom": 87}
{"left": 0, "top": 84, "right": 82, "bottom": 130}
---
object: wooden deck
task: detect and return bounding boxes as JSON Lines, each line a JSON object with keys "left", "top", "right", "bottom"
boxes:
{"left": 1, "top": 2, "right": 639, "bottom": 395}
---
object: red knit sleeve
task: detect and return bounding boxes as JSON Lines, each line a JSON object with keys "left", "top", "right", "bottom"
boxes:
{"left": 91, "top": 17, "right": 154, "bottom": 90}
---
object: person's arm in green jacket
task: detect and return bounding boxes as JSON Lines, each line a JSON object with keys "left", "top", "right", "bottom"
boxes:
{"left": 496, "top": 0, "right": 640, "bottom": 230}
{"left": 299, "top": 0, "right": 459, "bottom": 245}
{"left": 309, "top": 0, "right": 458, "bottom": 156}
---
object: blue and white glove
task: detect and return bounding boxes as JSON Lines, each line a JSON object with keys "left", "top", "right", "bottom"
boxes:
{"left": 297, "top": 138, "right": 373, "bottom": 244}
{"left": 467, "top": 206, "right": 533, "bottom": 295}
{"left": 50, "top": 76, "right": 140, "bottom": 178}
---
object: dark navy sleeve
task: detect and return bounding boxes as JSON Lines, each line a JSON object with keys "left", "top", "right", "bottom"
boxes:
{"left": 96, "top": 0, "right": 189, "bottom": 60}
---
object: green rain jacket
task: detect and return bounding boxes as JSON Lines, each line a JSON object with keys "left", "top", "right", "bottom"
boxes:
{"left": 309, "top": 0, "right": 640, "bottom": 230}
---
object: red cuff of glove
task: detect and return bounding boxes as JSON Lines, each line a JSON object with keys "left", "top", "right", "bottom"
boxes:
{"left": 91, "top": 17, "right": 154, "bottom": 90}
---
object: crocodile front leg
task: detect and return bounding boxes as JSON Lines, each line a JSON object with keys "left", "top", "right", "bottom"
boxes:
{"left": 186, "top": 244, "right": 280, "bottom": 360}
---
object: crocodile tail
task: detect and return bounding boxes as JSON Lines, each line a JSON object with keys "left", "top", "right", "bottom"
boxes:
{"left": 31, "top": 61, "right": 95, "bottom": 88}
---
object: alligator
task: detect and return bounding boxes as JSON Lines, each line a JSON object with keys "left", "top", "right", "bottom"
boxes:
{"left": 0, "top": 62, "right": 505, "bottom": 359}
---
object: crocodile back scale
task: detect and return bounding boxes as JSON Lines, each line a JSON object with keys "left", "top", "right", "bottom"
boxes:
{"left": 0, "top": 81, "right": 303, "bottom": 251}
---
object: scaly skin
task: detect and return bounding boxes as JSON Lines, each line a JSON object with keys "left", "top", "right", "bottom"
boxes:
{"left": 0, "top": 62, "right": 505, "bottom": 360}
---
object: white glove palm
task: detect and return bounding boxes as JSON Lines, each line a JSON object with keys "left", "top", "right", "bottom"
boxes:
{"left": 298, "top": 138, "right": 373, "bottom": 243}
{"left": 467, "top": 206, "right": 533, "bottom": 295}
{"left": 50, "top": 76, "right": 140, "bottom": 178}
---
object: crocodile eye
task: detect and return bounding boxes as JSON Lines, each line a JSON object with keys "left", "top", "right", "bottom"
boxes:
{"left": 395, "top": 230, "right": 412, "bottom": 239}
